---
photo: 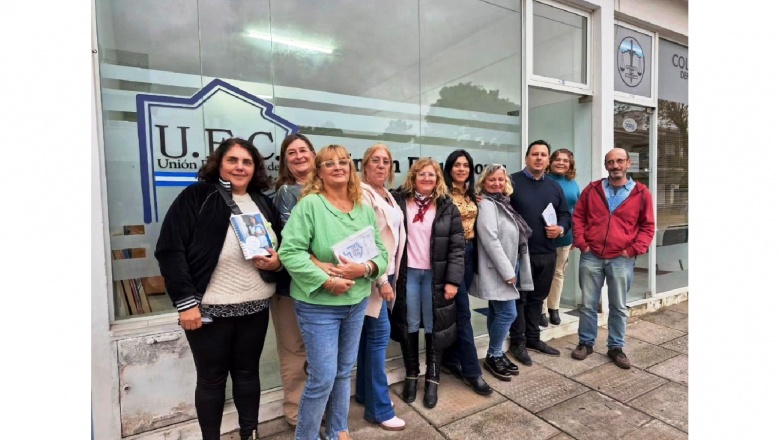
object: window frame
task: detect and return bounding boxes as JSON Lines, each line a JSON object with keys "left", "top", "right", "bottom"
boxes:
{"left": 527, "top": 0, "right": 593, "bottom": 95}
{"left": 614, "top": 20, "right": 658, "bottom": 108}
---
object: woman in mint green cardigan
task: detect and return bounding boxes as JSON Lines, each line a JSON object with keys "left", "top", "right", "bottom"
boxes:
{"left": 278, "top": 144, "right": 388, "bottom": 440}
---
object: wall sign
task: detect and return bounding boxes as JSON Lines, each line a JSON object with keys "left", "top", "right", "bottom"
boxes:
{"left": 614, "top": 26, "right": 653, "bottom": 98}
{"left": 135, "top": 79, "right": 299, "bottom": 224}
{"left": 659, "top": 39, "right": 688, "bottom": 105}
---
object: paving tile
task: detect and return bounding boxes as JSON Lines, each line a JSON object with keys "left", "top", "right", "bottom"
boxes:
{"left": 615, "top": 337, "right": 680, "bottom": 370}
{"left": 640, "top": 310, "right": 688, "bottom": 332}
{"left": 493, "top": 366, "right": 590, "bottom": 413}
{"left": 440, "top": 400, "right": 560, "bottom": 440}
{"left": 660, "top": 335, "right": 688, "bottom": 355}
{"left": 531, "top": 338, "right": 612, "bottom": 377}
{"left": 648, "top": 355, "right": 688, "bottom": 385}
{"left": 254, "top": 417, "right": 292, "bottom": 439}
{"left": 537, "top": 391, "right": 652, "bottom": 440}
{"left": 573, "top": 363, "right": 668, "bottom": 402}
{"left": 622, "top": 419, "right": 687, "bottom": 440}
{"left": 347, "top": 395, "right": 448, "bottom": 440}
{"left": 549, "top": 433, "right": 576, "bottom": 440}
{"left": 389, "top": 371, "right": 506, "bottom": 428}
{"left": 629, "top": 382, "right": 688, "bottom": 433}
{"left": 625, "top": 320, "right": 685, "bottom": 345}
{"left": 665, "top": 301, "right": 688, "bottom": 315}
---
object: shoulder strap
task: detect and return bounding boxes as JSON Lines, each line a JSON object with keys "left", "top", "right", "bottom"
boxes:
{"left": 215, "top": 181, "right": 242, "bottom": 215}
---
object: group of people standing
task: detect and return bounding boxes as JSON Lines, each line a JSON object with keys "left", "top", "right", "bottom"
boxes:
{"left": 155, "top": 134, "right": 655, "bottom": 440}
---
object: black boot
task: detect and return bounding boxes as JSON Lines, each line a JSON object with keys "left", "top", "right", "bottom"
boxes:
{"left": 549, "top": 308, "right": 561, "bottom": 325}
{"left": 401, "top": 332, "right": 420, "bottom": 403}
{"left": 423, "top": 333, "right": 441, "bottom": 409}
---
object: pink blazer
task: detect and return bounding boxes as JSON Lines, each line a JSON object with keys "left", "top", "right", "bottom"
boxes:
{"left": 361, "top": 182, "right": 407, "bottom": 318}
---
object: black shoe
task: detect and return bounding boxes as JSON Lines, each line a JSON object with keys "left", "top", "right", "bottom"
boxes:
{"left": 442, "top": 363, "right": 464, "bottom": 380}
{"left": 402, "top": 377, "right": 418, "bottom": 403}
{"left": 463, "top": 375, "right": 493, "bottom": 395}
{"left": 501, "top": 354, "right": 520, "bottom": 375}
{"left": 484, "top": 355, "right": 512, "bottom": 381}
{"left": 526, "top": 340, "right": 561, "bottom": 356}
{"left": 549, "top": 309, "right": 561, "bottom": 325}
{"left": 508, "top": 343, "right": 533, "bottom": 366}
{"left": 423, "top": 378, "right": 439, "bottom": 408}
{"left": 540, "top": 313, "right": 549, "bottom": 327}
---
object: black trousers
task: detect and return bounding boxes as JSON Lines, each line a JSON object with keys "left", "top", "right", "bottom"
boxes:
{"left": 509, "top": 252, "right": 557, "bottom": 345}
{"left": 184, "top": 309, "right": 270, "bottom": 440}
{"left": 441, "top": 241, "right": 482, "bottom": 378}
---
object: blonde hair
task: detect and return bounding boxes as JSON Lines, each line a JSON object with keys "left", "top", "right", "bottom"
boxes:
{"left": 400, "top": 157, "right": 450, "bottom": 202}
{"left": 300, "top": 145, "right": 363, "bottom": 204}
{"left": 361, "top": 143, "right": 395, "bottom": 186}
{"left": 475, "top": 164, "right": 513, "bottom": 196}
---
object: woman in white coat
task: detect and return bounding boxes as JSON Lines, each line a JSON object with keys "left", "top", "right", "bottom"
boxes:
{"left": 356, "top": 144, "right": 407, "bottom": 430}
{"left": 469, "top": 164, "right": 533, "bottom": 382}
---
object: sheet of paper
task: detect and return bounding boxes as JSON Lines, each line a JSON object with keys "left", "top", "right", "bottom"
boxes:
{"left": 542, "top": 203, "right": 557, "bottom": 227}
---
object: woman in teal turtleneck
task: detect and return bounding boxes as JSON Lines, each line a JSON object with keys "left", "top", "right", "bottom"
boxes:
{"left": 542, "top": 148, "right": 581, "bottom": 326}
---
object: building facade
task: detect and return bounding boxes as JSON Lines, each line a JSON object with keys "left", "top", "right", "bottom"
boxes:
{"left": 91, "top": 0, "right": 688, "bottom": 438}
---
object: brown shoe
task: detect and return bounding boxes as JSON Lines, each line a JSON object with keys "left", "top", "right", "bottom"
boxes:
{"left": 607, "top": 348, "right": 631, "bottom": 369}
{"left": 571, "top": 344, "right": 593, "bottom": 360}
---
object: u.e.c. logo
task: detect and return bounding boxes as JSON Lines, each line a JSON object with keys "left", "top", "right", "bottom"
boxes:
{"left": 617, "top": 36, "right": 645, "bottom": 88}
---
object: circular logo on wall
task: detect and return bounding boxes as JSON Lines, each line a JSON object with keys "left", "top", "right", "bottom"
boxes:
{"left": 617, "top": 36, "right": 645, "bottom": 87}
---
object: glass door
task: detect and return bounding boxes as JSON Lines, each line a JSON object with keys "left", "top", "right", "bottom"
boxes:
{"left": 613, "top": 102, "right": 654, "bottom": 302}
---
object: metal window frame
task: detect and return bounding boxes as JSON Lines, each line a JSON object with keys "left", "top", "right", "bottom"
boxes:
{"left": 527, "top": 0, "right": 593, "bottom": 95}
{"left": 614, "top": 20, "right": 658, "bottom": 108}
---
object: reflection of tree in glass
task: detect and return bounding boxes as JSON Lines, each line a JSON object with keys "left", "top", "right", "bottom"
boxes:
{"left": 422, "top": 82, "right": 520, "bottom": 150}
{"left": 658, "top": 101, "right": 688, "bottom": 134}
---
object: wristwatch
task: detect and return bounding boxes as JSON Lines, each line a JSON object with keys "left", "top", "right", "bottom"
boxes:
{"left": 558, "top": 227, "right": 565, "bottom": 237}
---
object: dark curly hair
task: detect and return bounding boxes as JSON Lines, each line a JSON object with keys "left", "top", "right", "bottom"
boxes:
{"left": 197, "top": 137, "right": 271, "bottom": 192}
{"left": 443, "top": 149, "right": 476, "bottom": 201}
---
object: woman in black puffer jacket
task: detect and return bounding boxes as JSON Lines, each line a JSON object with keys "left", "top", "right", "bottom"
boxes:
{"left": 390, "top": 157, "right": 464, "bottom": 409}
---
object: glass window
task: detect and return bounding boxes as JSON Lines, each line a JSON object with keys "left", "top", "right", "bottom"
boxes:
{"left": 614, "top": 102, "right": 652, "bottom": 302}
{"left": 418, "top": 0, "right": 522, "bottom": 339}
{"left": 656, "top": 39, "right": 688, "bottom": 292}
{"left": 528, "top": 87, "right": 591, "bottom": 310}
{"left": 614, "top": 25, "right": 653, "bottom": 99}
{"left": 533, "top": 2, "right": 587, "bottom": 84}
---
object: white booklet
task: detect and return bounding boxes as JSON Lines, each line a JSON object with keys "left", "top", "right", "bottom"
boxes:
{"left": 542, "top": 202, "right": 557, "bottom": 227}
{"left": 230, "top": 213, "right": 273, "bottom": 259}
{"left": 330, "top": 225, "right": 379, "bottom": 264}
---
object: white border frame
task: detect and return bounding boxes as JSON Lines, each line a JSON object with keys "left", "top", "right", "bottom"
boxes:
{"left": 527, "top": 0, "right": 593, "bottom": 94}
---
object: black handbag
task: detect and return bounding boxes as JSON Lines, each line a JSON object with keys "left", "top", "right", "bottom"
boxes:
{"left": 215, "top": 183, "right": 278, "bottom": 283}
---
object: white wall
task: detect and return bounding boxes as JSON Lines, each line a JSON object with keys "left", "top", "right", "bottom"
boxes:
{"left": 615, "top": 0, "right": 688, "bottom": 41}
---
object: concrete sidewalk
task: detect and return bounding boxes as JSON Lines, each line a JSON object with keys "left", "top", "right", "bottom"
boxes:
{"left": 227, "top": 301, "right": 688, "bottom": 439}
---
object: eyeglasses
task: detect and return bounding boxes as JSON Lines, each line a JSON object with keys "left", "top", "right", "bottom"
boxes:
{"left": 321, "top": 159, "right": 351, "bottom": 169}
{"left": 605, "top": 159, "right": 627, "bottom": 166}
{"left": 369, "top": 157, "right": 392, "bottom": 166}
{"left": 416, "top": 172, "right": 437, "bottom": 179}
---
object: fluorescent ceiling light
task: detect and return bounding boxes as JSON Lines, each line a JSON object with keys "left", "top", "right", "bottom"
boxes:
{"left": 246, "top": 31, "right": 334, "bottom": 54}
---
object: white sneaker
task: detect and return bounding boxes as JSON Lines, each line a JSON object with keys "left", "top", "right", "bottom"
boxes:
{"left": 379, "top": 416, "right": 406, "bottom": 431}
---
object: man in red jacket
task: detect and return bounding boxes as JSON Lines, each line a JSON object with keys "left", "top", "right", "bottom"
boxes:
{"left": 570, "top": 148, "right": 655, "bottom": 369}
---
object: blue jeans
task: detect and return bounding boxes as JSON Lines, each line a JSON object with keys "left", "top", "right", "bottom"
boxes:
{"left": 294, "top": 298, "right": 368, "bottom": 440}
{"left": 355, "top": 277, "right": 395, "bottom": 423}
{"left": 406, "top": 268, "right": 434, "bottom": 334}
{"left": 577, "top": 252, "right": 635, "bottom": 349}
{"left": 486, "top": 259, "right": 520, "bottom": 357}
{"left": 442, "top": 241, "right": 481, "bottom": 377}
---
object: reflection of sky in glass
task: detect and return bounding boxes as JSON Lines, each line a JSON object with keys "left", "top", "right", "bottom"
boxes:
{"left": 620, "top": 39, "right": 644, "bottom": 58}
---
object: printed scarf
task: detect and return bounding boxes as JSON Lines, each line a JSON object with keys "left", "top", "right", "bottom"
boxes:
{"left": 481, "top": 191, "right": 533, "bottom": 245}
{"left": 412, "top": 191, "right": 433, "bottom": 223}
